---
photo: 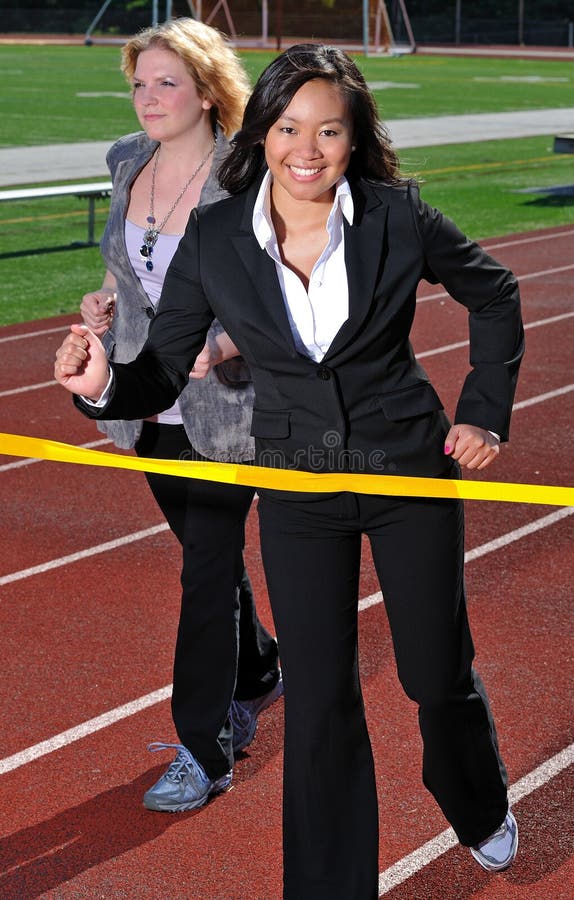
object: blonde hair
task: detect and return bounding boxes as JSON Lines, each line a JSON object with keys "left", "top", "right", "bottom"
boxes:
{"left": 121, "top": 17, "right": 250, "bottom": 137}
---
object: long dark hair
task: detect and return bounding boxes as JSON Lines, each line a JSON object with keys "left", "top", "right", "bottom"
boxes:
{"left": 218, "top": 43, "right": 402, "bottom": 194}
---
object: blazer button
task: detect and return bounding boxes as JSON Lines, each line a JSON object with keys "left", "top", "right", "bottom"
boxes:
{"left": 145, "top": 307, "right": 155, "bottom": 319}
{"left": 317, "top": 365, "right": 331, "bottom": 380}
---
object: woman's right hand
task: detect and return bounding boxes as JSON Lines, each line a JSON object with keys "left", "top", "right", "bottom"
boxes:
{"left": 54, "top": 324, "right": 110, "bottom": 401}
{"left": 80, "top": 289, "right": 116, "bottom": 336}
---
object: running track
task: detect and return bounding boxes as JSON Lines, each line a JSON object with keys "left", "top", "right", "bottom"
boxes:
{"left": 0, "top": 225, "right": 572, "bottom": 899}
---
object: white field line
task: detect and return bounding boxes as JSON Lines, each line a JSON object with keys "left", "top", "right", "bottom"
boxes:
{"left": 0, "top": 380, "right": 56, "bottom": 397}
{"left": 0, "top": 324, "right": 70, "bottom": 344}
{"left": 513, "top": 383, "right": 574, "bottom": 410}
{"left": 484, "top": 228, "right": 574, "bottom": 251}
{"left": 377, "top": 743, "right": 574, "bottom": 895}
{"left": 0, "top": 686, "right": 173, "bottom": 776}
{"left": 1, "top": 230, "right": 571, "bottom": 885}
{"left": 0, "top": 437, "right": 113, "bottom": 472}
{"left": 2, "top": 306, "right": 573, "bottom": 400}
{"left": 0, "top": 523, "right": 169, "bottom": 587}
{"left": 1, "top": 505, "right": 573, "bottom": 775}
{"left": 0, "top": 233, "right": 570, "bottom": 347}
{"left": 417, "top": 310, "right": 574, "bottom": 358}
{"left": 417, "top": 261, "right": 574, "bottom": 304}
{"left": 359, "top": 506, "right": 574, "bottom": 613}
{"left": 1, "top": 380, "right": 571, "bottom": 586}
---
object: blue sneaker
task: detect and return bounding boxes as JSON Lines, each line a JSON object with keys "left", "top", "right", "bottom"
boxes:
{"left": 143, "top": 742, "right": 232, "bottom": 812}
{"left": 470, "top": 810, "right": 518, "bottom": 872}
{"left": 231, "top": 673, "right": 284, "bottom": 753}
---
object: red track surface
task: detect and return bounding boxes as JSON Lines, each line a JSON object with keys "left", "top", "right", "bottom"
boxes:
{"left": 1, "top": 225, "right": 573, "bottom": 899}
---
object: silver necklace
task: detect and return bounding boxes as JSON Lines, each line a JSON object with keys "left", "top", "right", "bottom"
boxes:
{"left": 139, "top": 139, "right": 216, "bottom": 271}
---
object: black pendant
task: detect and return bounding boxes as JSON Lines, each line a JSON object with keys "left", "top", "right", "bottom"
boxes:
{"left": 140, "top": 244, "right": 150, "bottom": 258}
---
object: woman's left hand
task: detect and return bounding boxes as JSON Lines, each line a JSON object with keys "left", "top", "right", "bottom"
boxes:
{"left": 443, "top": 424, "right": 500, "bottom": 470}
{"left": 189, "top": 341, "right": 215, "bottom": 379}
{"left": 189, "top": 332, "right": 242, "bottom": 380}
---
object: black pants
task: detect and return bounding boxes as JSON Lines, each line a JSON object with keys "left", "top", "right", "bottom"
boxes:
{"left": 135, "top": 422, "right": 279, "bottom": 779}
{"left": 258, "top": 490, "right": 509, "bottom": 900}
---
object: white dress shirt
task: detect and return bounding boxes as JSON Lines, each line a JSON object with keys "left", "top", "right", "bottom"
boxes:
{"left": 252, "top": 169, "right": 354, "bottom": 362}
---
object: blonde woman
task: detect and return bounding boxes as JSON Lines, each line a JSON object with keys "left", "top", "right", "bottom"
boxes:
{"left": 78, "top": 18, "right": 282, "bottom": 814}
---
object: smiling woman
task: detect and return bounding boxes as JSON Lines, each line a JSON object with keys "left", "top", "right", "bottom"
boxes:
{"left": 54, "top": 41, "right": 525, "bottom": 899}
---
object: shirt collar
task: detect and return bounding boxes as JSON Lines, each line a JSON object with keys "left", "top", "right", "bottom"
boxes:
{"left": 252, "top": 170, "right": 354, "bottom": 250}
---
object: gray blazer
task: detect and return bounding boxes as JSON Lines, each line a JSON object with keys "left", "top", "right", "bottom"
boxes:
{"left": 96, "top": 129, "right": 255, "bottom": 461}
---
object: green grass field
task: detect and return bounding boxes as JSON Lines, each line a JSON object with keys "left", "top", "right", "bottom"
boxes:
{"left": 0, "top": 46, "right": 573, "bottom": 325}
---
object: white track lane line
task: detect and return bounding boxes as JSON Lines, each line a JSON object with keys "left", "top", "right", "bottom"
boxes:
{"left": 417, "top": 262, "right": 574, "bottom": 303}
{"left": 0, "top": 686, "right": 173, "bottom": 776}
{"left": 1, "top": 381, "right": 571, "bottom": 585}
{"left": 0, "top": 380, "right": 56, "bottom": 397}
{"left": 485, "top": 229, "right": 574, "bottom": 251}
{"left": 417, "top": 310, "right": 574, "bottom": 358}
{"left": 0, "top": 523, "right": 169, "bottom": 587}
{"left": 360, "top": 506, "right": 574, "bottom": 612}
{"left": 1, "top": 229, "right": 571, "bottom": 883}
{"left": 1, "top": 506, "right": 572, "bottom": 774}
{"left": 0, "top": 325, "right": 69, "bottom": 344}
{"left": 377, "top": 743, "right": 574, "bottom": 895}
{"left": 3, "top": 308, "right": 573, "bottom": 397}
{"left": 513, "top": 383, "right": 574, "bottom": 410}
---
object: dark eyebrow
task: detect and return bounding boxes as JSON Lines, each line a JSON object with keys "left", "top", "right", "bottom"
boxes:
{"left": 278, "top": 114, "right": 347, "bottom": 126}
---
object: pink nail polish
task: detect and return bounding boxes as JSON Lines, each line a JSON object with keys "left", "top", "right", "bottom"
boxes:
{"left": 444, "top": 444, "right": 451, "bottom": 454}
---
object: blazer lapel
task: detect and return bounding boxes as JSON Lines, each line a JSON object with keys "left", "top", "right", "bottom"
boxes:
{"left": 230, "top": 182, "right": 300, "bottom": 356}
{"left": 324, "top": 180, "right": 388, "bottom": 361}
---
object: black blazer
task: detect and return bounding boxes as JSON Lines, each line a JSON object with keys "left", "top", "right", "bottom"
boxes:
{"left": 84, "top": 176, "right": 524, "bottom": 481}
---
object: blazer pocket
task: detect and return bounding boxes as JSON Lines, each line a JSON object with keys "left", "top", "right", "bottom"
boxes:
{"left": 250, "top": 409, "right": 291, "bottom": 438}
{"left": 377, "top": 382, "right": 444, "bottom": 421}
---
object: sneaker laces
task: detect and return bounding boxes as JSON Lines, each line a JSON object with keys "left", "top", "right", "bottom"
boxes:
{"left": 147, "top": 741, "right": 205, "bottom": 783}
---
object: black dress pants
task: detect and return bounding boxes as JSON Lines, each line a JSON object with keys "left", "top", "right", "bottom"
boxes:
{"left": 258, "top": 490, "right": 509, "bottom": 900}
{"left": 135, "top": 422, "right": 279, "bottom": 779}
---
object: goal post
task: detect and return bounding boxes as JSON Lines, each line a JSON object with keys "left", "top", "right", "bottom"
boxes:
{"left": 363, "top": 0, "right": 416, "bottom": 56}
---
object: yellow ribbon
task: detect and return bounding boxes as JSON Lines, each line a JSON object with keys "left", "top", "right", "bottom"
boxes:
{"left": 1, "top": 432, "right": 572, "bottom": 507}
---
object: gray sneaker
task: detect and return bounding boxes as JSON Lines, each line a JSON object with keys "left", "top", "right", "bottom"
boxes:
{"left": 231, "top": 673, "right": 284, "bottom": 753}
{"left": 470, "top": 810, "right": 518, "bottom": 872}
{"left": 143, "top": 742, "right": 232, "bottom": 812}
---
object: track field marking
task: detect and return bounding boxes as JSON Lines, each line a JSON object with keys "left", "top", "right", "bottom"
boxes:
{"left": 0, "top": 437, "right": 112, "bottom": 472}
{"left": 0, "top": 325, "right": 70, "bottom": 343}
{"left": 377, "top": 742, "right": 574, "bottom": 895}
{"left": 0, "top": 523, "right": 169, "bottom": 587}
{"left": 0, "top": 378, "right": 571, "bottom": 583}
{"left": 2, "top": 305, "right": 572, "bottom": 399}
{"left": 485, "top": 228, "right": 574, "bottom": 250}
{"left": 513, "top": 383, "right": 574, "bottom": 410}
{"left": 417, "top": 310, "right": 574, "bottom": 357}
{"left": 360, "top": 506, "right": 573, "bottom": 612}
{"left": 516, "top": 263, "right": 574, "bottom": 282}
{"left": 1, "top": 505, "right": 572, "bottom": 774}
{"left": 0, "top": 228, "right": 572, "bottom": 342}
{"left": 0, "top": 685, "right": 172, "bottom": 776}
{"left": 418, "top": 262, "right": 574, "bottom": 303}
{"left": 0, "top": 380, "right": 56, "bottom": 397}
